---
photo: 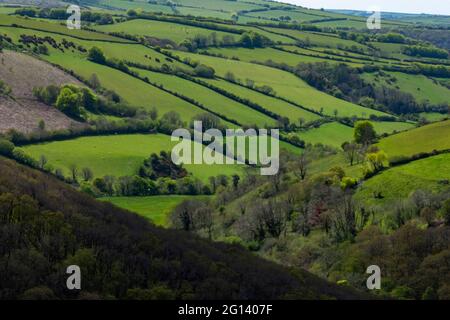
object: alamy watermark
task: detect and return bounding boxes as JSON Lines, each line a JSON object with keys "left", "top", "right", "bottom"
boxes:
{"left": 366, "top": 265, "right": 381, "bottom": 290}
{"left": 66, "top": 5, "right": 81, "bottom": 30}
{"left": 367, "top": 6, "right": 382, "bottom": 30}
{"left": 171, "top": 121, "right": 280, "bottom": 176}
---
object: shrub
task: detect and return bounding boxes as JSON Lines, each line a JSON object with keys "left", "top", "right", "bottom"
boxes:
{"left": 194, "top": 64, "right": 215, "bottom": 78}
{"left": 0, "top": 139, "right": 15, "bottom": 157}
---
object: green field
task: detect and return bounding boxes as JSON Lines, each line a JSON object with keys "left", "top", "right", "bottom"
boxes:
{"left": 95, "top": 19, "right": 236, "bottom": 44}
{"left": 419, "top": 112, "right": 449, "bottom": 122}
{"left": 0, "top": 26, "right": 188, "bottom": 70}
{"left": 356, "top": 153, "right": 450, "bottom": 205}
{"left": 0, "top": 14, "right": 129, "bottom": 42}
{"left": 203, "top": 78, "right": 321, "bottom": 123}
{"left": 371, "top": 121, "right": 415, "bottom": 135}
{"left": 363, "top": 71, "right": 450, "bottom": 105}
{"left": 132, "top": 67, "right": 277, "bottom": 127}
{"left": 174, "top": 51, "right": 388, "bottom": 118}
{"left": 20, "top": 134, "right": 245, "bottom": 182}
{"left": 298, "top": 122, "right": 354, "bottom": 148}
{"left": 206, "top": 47, "right": 364, "bottom": 67}
{"left": 43, "top": 55, "right": 209, "bottom": 123}
{"left": 101, "top": 195, "right": 206, "bottom": 226}
{"left": 262, "top": 27, "right": 368, "bottom": 50}
{"left": 377, "top": 120, "right": 450, "bottom": 159}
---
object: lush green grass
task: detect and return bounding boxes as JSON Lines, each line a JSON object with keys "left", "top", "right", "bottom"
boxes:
{"left": 297, "top": 122, "right": 354, "bottom": 148}
{"left": 101, "top": 195, "right": 206, "bottom": 226}
{"left": 355, "top": 153, "right": 450, "bottom": 205}
{"left": 262, "top": 27, "right": 368, "bottom": 50}
{"left": 175, "top": 0, "right": 262, "bottom": 12}
{"left": 95, "top": 0, "right": 174, "bottom": 13}
{"left": 43, "top": 54, "right": 208, "bottom": 122}
{"left": 377, "top": 120, "right": 450, "bottom": 159}
{"left": 244, "top": 9, "right": 320, "bottom": 23}
{"left": 20, "top": 134, "right": 245, "bottom": 182}
{"left": 0, "top": 6, "right": 17, "bottom": 14}
{"left": 206, "top": 47, "right": 364, "bottom": 67}
{"left": 371, "top": 121, "right": 415, "bottom": 135}
{"left": 419, "top": 112, "right": 449, "bottom": 122}
{"left": 1, "top": 26, "right": 188, "bottom": 70}
{"left": 95, "top": 19, "right": 236, "bottom": 44}
{"left": 362, "top": 71, "right": 450, "bottom": 105}
{"left": 173, "top": 51, "right": 388, "bottom": 118}
{"left": 369, "top": 42, "right": 407, "bottom": 59}
{"left": 203, "top": 78, "right": 321, "bottom": 123}
{"left": 0, "top": 14, "right": 129, "bottom": 42}
{"left": 132, "top": 67, "right": 277, "bottom": 127}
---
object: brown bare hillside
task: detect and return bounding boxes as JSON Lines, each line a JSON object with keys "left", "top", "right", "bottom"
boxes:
{"left": 0, "top": 50, "right": 84, "bottom": 133}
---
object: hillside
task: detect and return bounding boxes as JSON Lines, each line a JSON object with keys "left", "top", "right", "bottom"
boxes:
{"left": 0, "top": 0, "right": 449, "bottom": 301}
{"left": 0, "top": 50, "right": 82, "bottom": 133}
{"left": 0, "top": 156, "right": 366, "bottom": 300}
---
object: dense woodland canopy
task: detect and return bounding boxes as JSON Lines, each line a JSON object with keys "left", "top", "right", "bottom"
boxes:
{"left": 0, "top": 157, "right": 366, "bottom": 300}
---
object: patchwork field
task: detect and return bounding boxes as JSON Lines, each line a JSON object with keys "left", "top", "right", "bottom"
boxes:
{"left": 173, "top": 51, "right": 388, "bottom": 118}
{"left": 377, "top": 120, "right": 450, "bottom": 159}
{"left": 362, "top": 71, "right": 450, "bottom": 105}
{"left": 356, "top": 153, "right": 450, "bottom": 205}
{"left": 101, "top": 195, "right": 208, "bottom": 226}
{"left": 297, "top": 122, "right": 354, "bottom": 148}
{"left": 20, "top": 134, "right": 245, "bottom": 182}
{"left": 95, "top": 19, "right": 236, "bottom": 44}
{"left": 132, "top": 67, "right": 277, "bottom": 127}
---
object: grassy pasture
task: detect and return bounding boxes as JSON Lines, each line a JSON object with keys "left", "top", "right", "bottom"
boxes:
{"left": 355, "top": 153, "right": 450, "bottom": 205}
{"left": 20, "top": 134, "right": 245, "bottom": 182}
{"left": 206, "top": 47, "right": 364, "bottom": 67}
{"left": 132, "top": 67, "right": 277, "bottom": 127}
{"left": 203, "top": 78, "right": 321, "bottom": 123}
{"left": 174, "top": 51, "right": 388, "bottom": 118}
{"left": 1, "top": 26, "right": 189, "bottom": 70}
{"left": 174, "top": 0, "right": 263, "bottom": 12}
{"left": 262, "top": 27, "right": 368, "bottom": 50}
{"left": 419, "top": 112, "right": 449, "bottom": 122}
{"left": 362, "top": 71, "right": 450, "bottom": 105}
{"left": 95, "top": 0, "right": 174, "bottom": 13}
{"left": 0, "top": 14, "right": 129, "bottom": 42}
{"left": 297, "top": 122, "right": 354, "bottom": 148}
{"left": 371, "top": 121, "right": 415, "bottom": 135}
{"left": 244, "top": 9, "right": 320, "bottom": 22}
{"left": 377, "top": 120, "right": 450, "bottom": 159}
{"left": 101, "top": 195, "right": 207, "bottom": 226}
{"left": 42, "top": 54, "right": 208, "bottom": 122}
{"left": 95, "top": 19, "right": 236, "bottom": 44}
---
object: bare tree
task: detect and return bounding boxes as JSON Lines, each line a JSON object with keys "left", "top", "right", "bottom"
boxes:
{"left": 81, "top": 167, "right": 94, "bottom": 182}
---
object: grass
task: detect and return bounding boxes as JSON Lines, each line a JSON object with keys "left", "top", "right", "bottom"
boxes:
{"left": 362, "top": 71, "right": 450, "bottom": 105}
{"left": 206, "top": 47, "right": 364, "bottom": 67}
{"left": 95, "top": 0, "right": 174, "bottom": 13}
{"left": 203, "top": 78, "right": 321, "bottom": 123}
{"left": 262, "top": 27, "right": 368, "bottom": 50}
{"left": 95, "top": 19, "right": 236, "bottom": 44}
{"left": 1, "top": 26, "right": 188, "bottom": 70}
{"left": 41, "top": 54, "right": 213, "bottom": 123}
{"left": 0, "top": 14, "right": 129, "bottom": 42}
{"left": 297, "top": 122, "right": 354, "bottom": 148}
{"left": 377, "top": 120, "right": 450, "bottom": 159}
{"left": 20, "top": 133, "right": 245, "bottom": 182}
{"left": 101, "top": 195, "right": 207, "bottom": 226}
{"left": 355, "top": 153, "right": 450, "bottom": 205}
{"left": 371, "top": 121, "right": 415, "bottom": 135}
{"left": 419, "top": 112, "right": 449, "bottom": 122}
{"left": 173, "top": 51, "right": 388, "bottom": 118}
{"left": 132, "top": 67, "right": 277, "bottom": 127}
